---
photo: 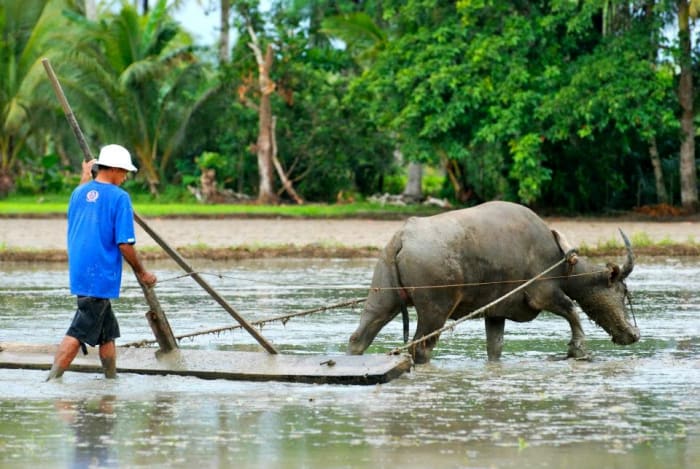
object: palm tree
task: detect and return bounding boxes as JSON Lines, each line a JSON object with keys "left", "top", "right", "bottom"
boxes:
{"left": 0, "top": 0, "right": 80, "bottom": 196}
{"left": 65, "top": 0, "right": 217, "bottom": 194}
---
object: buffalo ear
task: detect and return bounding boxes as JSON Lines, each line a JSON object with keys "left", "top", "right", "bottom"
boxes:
{"left": 607, "top": 263, "right": 622, "bottom": 285}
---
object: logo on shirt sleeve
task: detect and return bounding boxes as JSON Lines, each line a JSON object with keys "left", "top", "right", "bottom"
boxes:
{"left": 86, "top": 190, "right": 99, "bottom": 202}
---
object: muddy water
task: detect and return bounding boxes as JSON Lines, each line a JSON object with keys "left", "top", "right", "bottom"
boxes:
{"left": 1, "top": 257, "right": 698, "bottom": 468}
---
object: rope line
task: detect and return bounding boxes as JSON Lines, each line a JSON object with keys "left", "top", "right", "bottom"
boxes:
{"left": 387, "top": 250, "right": 578, "bottom": 355}
{"left": 123, "top": 297, "right": 366, "bottom": 348}
{"left": 130, "top": 268, "right": 607, "bottom": 293}
{"left": 370, "top": 269, "right": 607, "bottom": 293}
{"left": 125, "top": 270, "right": 369, "bottom": 291}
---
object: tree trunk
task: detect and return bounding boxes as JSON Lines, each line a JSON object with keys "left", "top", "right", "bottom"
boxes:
{"left": 0, "top": 169, "right": 14, "bottom": 198}
{"left": 85, "top": 0, "right": 97, "bottom": 20}
{"left": 649, "top": 137, "right": 669, "bottom": 204}
{"left": 200, "top": 168, "right": 218, "bottom": 202}
{"left": 402, "top": 162, "right": 424, "bottom": 202}
{"left": 0, "top": 136, "right": 17, "bottom": 197}
{"left": 439, "top": 149, "right": 472, "bottom": 203}
{"left": 678, "top": 1, "right": 699, "bottom": 212}
{"left": 257, "top": 91, "right": 277, "bottom": 204}
{"left": 219, "top": 0, "right": 231, "bottom": 63}
{"left": 134, "top": 145, "right": 160, "bottom": 196}
{"left": 247, "top": 27, "right": 278, "bottom": 204}
{"left": 642, "top": 1, "right": 668, "bottom": 206}
{"left": 132, "top": 1, "right": 146, "bottom": 14}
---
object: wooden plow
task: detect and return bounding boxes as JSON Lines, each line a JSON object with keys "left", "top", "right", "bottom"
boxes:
{"left": 0, "top": 60, "right": 412, "bottom": 385}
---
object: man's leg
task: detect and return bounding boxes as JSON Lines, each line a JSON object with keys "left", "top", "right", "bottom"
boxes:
{"left": 46, "top": 336, "right": 81, "bottom": 381}
{"left": 99, "top": 340, "right": 117, "bottom": 379}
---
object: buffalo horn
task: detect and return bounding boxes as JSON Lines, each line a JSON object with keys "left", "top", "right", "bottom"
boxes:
{"left": 619, "top": 229, "right": 635, "bottom": 279}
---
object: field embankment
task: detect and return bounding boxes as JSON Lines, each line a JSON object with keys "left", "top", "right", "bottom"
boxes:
{"left": 1, "top": 215, "right": 698, "bottom": 262}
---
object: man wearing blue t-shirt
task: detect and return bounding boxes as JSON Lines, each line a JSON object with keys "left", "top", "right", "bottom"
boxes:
{"left": 46, "top": 144, "right": 157, "bottom": 381}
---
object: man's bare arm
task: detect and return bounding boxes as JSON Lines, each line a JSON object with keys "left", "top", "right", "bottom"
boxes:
{"left": 119, "top": 243, "right": 157, "bottom": 286}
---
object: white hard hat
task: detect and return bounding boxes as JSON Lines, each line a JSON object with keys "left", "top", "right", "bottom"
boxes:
{"left": 96, "top": 144, "right": 138, "bottom": 172}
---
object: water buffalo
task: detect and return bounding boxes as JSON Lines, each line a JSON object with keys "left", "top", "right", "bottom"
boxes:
{"left": 348, "top": 201, "right": 640, "bottom": 363}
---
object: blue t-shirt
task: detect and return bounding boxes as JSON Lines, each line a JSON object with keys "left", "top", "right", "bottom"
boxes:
{"left": 67, "top": 181, "right": 136, "bottom": 298}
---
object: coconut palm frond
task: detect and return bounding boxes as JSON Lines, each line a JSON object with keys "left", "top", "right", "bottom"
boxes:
{"left": 1, "top": 0, "right": 83, "bottom": 173}
{"left": 105, "top": 5, "right": 142, "bottom": 72}
{"left": 120, "top": 58, "right": 167, "bottom": 88}
{"left": 321, "top": 12, "right": 387, "bottom": 47}
{"left": 147, "top": 22, "right": 180, "bottom": 56}
{"left": 320, "top": 12, "right": 388, "bottom": 69}
{"left": 141, "top": 0, "right": 169, "bottom": 52}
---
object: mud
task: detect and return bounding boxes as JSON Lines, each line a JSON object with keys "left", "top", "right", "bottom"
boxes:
{"left": 1, "top": 258, "right": 699, "bottom": 468}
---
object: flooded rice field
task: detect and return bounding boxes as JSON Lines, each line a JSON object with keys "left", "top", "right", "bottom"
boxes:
{"left": 1, "top": 257, "right": 699, "bottom": 468}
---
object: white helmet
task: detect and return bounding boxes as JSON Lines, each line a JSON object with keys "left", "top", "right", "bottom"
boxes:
{"left": 96, "top": 144, "right": 138, "bottom": 172}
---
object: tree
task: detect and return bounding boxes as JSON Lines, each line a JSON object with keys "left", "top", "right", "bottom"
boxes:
{"left": 402, "top": 162, "right": 423, "bottom": 201}
{"left": 236, "top": 20, "right": 307, "bottom": 204}
{"left": 85, "top": 0, "right": 97, "bottom": 20}
{"left": 678, "top": 0, "right": 699, "bottom": 211}
{"left": 322, "top": 9, "right": 427, "bottom": 201}
{"left": 219, "top": 0, "right": 231, "bottom": 63}
{"left": 0, "top": 0, "right": 80, "bottom": 196}
{"left": 270, "top": 0, "right": 395, "bottom": 201}
{"left": 539, "top": 1, "right": 678, "bottom": 209}
{"left": 242, "top": 25, "right": 280, "bottom": 204}
{"left": 172, "top": 0, "right": 231, "bottom": 63}
{"left": 350, "top": 0, "right": 535, "bottom": 203}
{"left": 65, "top": 0, "right": 217, "bottom": 194}
{"left": 348, "top": 0, "right": 689, "bottom": 211}
{"left": 221, "top": 1, "right": 394, "bottom": 203}
{"left": 134, "top": 0, "right": 149, "bottom": 15}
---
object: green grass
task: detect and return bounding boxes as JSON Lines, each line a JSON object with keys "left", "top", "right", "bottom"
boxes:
{"left": 0, "top": 194, "right": 444, "bottom": 219}
{"left": 631, "top": 232, "right": 654, "bottom": 247}
{"left": 0, "top": 195, "right": 69, "bottom": 215}
{"left": 575, "top": 231, "right": 699, "bottom": 257}
{"left": 595, "top": 231, "right": 698, "bottom": 250}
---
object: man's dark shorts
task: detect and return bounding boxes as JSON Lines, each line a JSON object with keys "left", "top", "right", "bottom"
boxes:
{"left": 66, "top": 296, "right": 121, "bottom": 346}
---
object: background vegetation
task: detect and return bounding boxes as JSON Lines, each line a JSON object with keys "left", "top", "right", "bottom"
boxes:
{"left": 1, "top": 0, "right": 699, "bottom": 214}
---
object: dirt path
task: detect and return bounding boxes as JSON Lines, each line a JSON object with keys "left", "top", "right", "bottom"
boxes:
{"left": 1, "top": 216, "right": 697, "bottom": 251}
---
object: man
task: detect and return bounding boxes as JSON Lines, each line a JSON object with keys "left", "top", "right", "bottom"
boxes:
{"left": 46, "top": 144, "right": 157, "bottom": 381}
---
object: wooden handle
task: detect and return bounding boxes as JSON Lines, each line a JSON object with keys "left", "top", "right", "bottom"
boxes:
{"left": 41, "top": 58, "right": 94, "bottom": 162}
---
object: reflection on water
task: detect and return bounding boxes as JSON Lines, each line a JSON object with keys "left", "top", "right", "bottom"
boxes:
{"left": 1, "top": 257, "right": 699, "bottom": 468}
{"left": 55, "top": 396, "right": 117, "bottom": 468}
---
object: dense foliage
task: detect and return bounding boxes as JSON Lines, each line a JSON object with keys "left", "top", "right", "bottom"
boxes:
{"left": 0, "top": 0, "right": 698, "bottom": 213}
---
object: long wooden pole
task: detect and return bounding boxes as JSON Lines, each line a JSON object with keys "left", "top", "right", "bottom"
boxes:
{"left": 41, "top": 58, "right": 278, "bottom": 355}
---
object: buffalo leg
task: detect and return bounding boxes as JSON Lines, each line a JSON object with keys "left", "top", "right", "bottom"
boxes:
{"left": 411, "top": 293, "right": 464, "bottom": 364}
{"left": 530, "top": 290, "right": 589, "bottom": 359}
{"left": 562, "top": 305, "right": 590, "bottom": 359}
{"left": 411, "top": 312, "right": 442, "bottom": 364}
{"left": 485, "top": 317, "right": 505, "bottom": 361}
